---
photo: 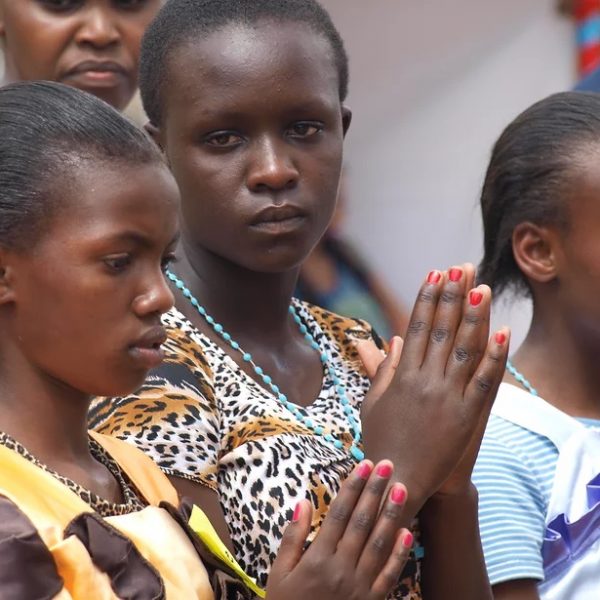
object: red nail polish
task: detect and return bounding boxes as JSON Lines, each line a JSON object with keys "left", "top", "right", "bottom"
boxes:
{"left": 376, "top": 463, "right": 393, "bottom": 478}
{"left": 469, "top": 291, "right": 483, "bottom": 306}
{"left": 402, "top": 531, "right": 414, "bottom": 549}
{"left": 391, "top": 485, "right": 406, "bottom": 505}
{"left": 449, "top": 268, "right": 462, "bottom": 282}
{"left": 495, "top": 332, "right": 506, "bottom": 345}
{"left": 356, "top": 462, "right": 372, "bottom": 480}
{"left": 427, "top": 270, "right": 441, "bottom": 284}
{"left": 292, "top": 503, "right": 302, "bottom": 522}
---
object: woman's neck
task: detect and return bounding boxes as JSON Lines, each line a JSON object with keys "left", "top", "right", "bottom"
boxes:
{"left": 176, "top": 239, "right": 301, "bottom": 348}
{"left": 0, "top": 346, "right": 92, "bottom": 468}
{"left": 510, "top": 304, "right": 600, "bottom": 419}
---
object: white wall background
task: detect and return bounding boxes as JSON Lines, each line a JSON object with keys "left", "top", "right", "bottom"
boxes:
{"left": 320, "top": 0, "right": 575, "bottom": 345}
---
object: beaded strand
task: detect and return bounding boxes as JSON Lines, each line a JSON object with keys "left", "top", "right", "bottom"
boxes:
{"left": 166, "top": 271, "right": 365, "bottom": 462}
{"left": 506, "top": 359, "right": 538, "bottom": 396}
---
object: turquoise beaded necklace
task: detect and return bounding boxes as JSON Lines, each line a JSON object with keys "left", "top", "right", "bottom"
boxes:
{"left": 166, "top": 270, "right": 365, "bottom": 462}
{"left": 506, "top": 359, "right": 538, "bottom": 396}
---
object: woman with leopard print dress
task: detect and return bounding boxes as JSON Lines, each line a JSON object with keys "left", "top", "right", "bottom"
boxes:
{"left": 90, "top": 1, "right": 509, "bottom": 598}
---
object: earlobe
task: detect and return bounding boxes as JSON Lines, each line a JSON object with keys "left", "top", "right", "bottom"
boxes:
{"left": 144, "top": 122, "right": 163, "bottom": 150}
{"left": 512, "top": 222, "right": 559, "bottom": 285}
{"left": 341, "top": 106, "right": 352, "bottom": 137}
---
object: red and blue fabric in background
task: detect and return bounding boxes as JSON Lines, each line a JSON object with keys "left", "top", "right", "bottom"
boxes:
{"left": 576, "top": 0, "right": 600, "bottom": 76}
{"left": 573, "top": 0, "right": 600, "bottom": 90}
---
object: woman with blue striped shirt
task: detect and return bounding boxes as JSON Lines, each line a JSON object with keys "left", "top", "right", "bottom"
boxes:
{"left": 473, "top": 91, "right": 600, "bottom": 600}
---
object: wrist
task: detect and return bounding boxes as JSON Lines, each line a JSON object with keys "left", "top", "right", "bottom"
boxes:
{"left": 421, "top": 482, "right": 478, "bottom": 517}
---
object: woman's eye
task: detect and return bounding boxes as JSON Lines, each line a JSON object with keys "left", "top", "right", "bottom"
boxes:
{"left": 160, "top": 253, "right": 176, "bottom": 273}
{"left": 103, "top": 254, "right": 131, "bottom": 273}
{"left": 288, "top": 122, "right": 323, "bottom": 138}
{"left": 37, "top": 0, "right": 81, "bottom": 12}
{"left": 114, "top": 0, "right": 149, "bottom": 10}
{"left": 204, "top": 132, "right": 243, "bottom": 148}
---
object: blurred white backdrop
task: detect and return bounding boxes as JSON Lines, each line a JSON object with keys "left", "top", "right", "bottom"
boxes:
{"left": 321, "top": 0, "right": 574, "bottom": 346}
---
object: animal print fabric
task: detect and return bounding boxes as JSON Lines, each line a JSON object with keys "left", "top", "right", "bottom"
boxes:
{"left": 90, "top": 300, "right": 422, "bottom": 598}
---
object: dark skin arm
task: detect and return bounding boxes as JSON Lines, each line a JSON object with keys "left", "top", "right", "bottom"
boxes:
{"left": 167, "top": 474, "right": 236, "bottom": 554}
{"left": 493, "top": 580, "right": 540, "bottom": 600}
{"left": 419, "top": 485, "right": 490, "bottom": 599}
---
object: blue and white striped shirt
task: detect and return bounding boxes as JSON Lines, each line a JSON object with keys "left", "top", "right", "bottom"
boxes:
{"left": 472, "top": 387, "right": 600, "bottom": 586}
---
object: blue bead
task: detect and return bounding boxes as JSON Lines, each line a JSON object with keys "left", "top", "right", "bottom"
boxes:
{"left": 344, "top": 405, "right": 353, "bottom": 416}
{"left": 231, "top": 341, "right": 240, "bottom": 350}
{"left": 198, "top": 306, "right": 206, "bottom": 315}
{"left": 254, "top": 366, "right": 264, "bottom": 376}
{"left": 278, "top": 393, "right": 287, "bottom": 402}
{"left": 294, "top": 315, "right": 302, "bottom": 324}
{"left": 206, "top": 315, "right": 215, "bottom": 325}
{"left": 333, "top": 377, "right": 341, "bottom": 385}
{"left": 320, "top": 353, "right": 328, "bottom": 363}
{"left": 183, "top": 289, "right": 192, "bottom": 298}
{"left": 304, "top": 418, "right": 313, "bottom": 428}
{"left": 288, "top": 306, "right": 295, "bottom": 314}
{"left": 176, "top": 280, "right": 185, "bottom": 290}
{"left": 341, "top": 396, "right": 350, "bottom": 406}
{"left": 324, "top": 434, "right": 334, "bottom": 443}
{"left": 191, "top": 297, "right": 199, "bottom": 307}
{"left": 222, "top": 332, "right": 231, "bottom": 342}
{"left": 243, "top": 353, "right": 252, "bottom": 362}
{"left": 315, "top": 426, "right": 324, "bottom": 435}
{"left": 334, "top": 439, "right": 344, "bottom": 450}
{"left": 214, "top": 324, "right": 223, "bottom": 333}
{"left": 350, "top": 446, "right": 365, "bottom": 461}
{"left": 310, "top": 341, "right": 319, "bottom": 351}
{"left": 262, "top": 375, "right": 272, "bottom": 385}
{"left": 299, "top": 325, "right": 308, "bottom": 334}
{"left": 272, "top": 384, "right": 280, "bottom": 394}
{"left": 336, "top": 385, "right": 345, "bottom": 395}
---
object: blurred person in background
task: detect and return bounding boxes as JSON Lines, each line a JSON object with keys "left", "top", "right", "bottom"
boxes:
{"left": 0, "top": 0, "right": 161, "bottom": 112}
{"left": 296, "top": 169, "right": 409, "bottom": 339}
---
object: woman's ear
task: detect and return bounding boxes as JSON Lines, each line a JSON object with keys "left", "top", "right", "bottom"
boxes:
{"left": 144, "top": 122, "right": 164, "bottom": 150}
{"left": 0, "top": 252, "right": 16, "bottom": 305}
{"left": 512, "top": 221, "right": 560, "bottom": 284}
{"left": 341, "top": 106, "right": 352, "bottom": 137}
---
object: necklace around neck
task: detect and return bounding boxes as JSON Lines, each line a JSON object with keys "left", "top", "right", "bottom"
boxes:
{"left": 506, "top": 359, "right": 538, "bottom": 396}
{"left": 166, "top": 270, "right": 365, "bottom": 462}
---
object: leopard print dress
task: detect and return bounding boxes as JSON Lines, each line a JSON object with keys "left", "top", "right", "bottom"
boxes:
{"left": 90, "top": 300, "right": 422, "bottom": 599}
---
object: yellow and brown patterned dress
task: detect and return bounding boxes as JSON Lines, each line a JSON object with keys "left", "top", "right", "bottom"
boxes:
{"left": 90, "top": 300, "right": 422, "bottom": 599}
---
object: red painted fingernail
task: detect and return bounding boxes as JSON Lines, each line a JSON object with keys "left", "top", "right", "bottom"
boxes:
{"left": 402, "top": 531, "right": 414, "bottom": 549}
{"left": 427, "top": 270, "right": 441, "bottom": 284}
{"left": 391, "top": 485, "right": 406, "bottom": 505}
{"left": 449, "top": 268, "right": 462, "bottom": 282}
{"left": 292, "top": 503, "right": 302, "bottom": 522}
{"left": 376, "top": 462, "right": 393, "bottom": 478}
{"left": 495, "top": 332, "right": 506, "bottom": 345}
{"left": 469, "top": 291, "right": 483, "bottom": 306}
{"left": 356, "top": 462, "right": 372, "bottom": 480}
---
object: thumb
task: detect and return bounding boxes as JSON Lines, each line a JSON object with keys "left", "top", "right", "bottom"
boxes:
{"left": 270, "top": 500, "right": 313, "bottom": 578}
{"left": 363, "top": 336, "right": 403, "bottom": 407}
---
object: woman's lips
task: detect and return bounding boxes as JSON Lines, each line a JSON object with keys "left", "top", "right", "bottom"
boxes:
{"left": 62, "top": 61, "right": 128, "bottom": 88}
{"left": 250, "top": 205, "right": 307, "bottom": 234}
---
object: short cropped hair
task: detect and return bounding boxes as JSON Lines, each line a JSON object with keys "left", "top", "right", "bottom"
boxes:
{"left": 0, "top": 81, "right": 163, "bottom": 250}
{"left": 139, "top": 0, "right": 349, "bottom": 125}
